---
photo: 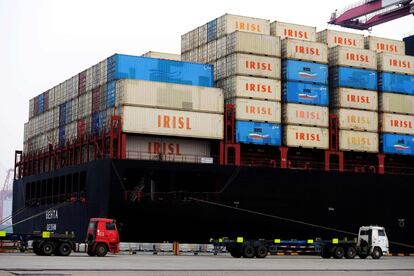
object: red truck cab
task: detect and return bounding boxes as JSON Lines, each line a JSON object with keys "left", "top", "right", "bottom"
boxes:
{"left": 86, "top": 218, "right": 120, "bottom": 257}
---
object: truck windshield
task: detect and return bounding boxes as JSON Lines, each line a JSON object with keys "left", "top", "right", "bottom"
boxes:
{"left": 106, "top": 222, "right": 116, "bottom": 230}
{"left": 378, "top": 229, "right": 386, "bottom": 236}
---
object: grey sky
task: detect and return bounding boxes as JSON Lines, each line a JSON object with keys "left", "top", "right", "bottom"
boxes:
{"left": 0, "top": 0, "right": 413, "bottom": 183}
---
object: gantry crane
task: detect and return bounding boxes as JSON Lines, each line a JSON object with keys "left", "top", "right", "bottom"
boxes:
{"left": 329, "top": 0, "right": 414, "bottom": 30}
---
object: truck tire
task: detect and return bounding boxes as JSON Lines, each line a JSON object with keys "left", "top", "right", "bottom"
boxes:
{"left": 242, "top": 245, "right": 255, "bottom": 258}
{"left": 95, "top": 243, "right": 108, "bottom": 257}
{"left": 230, "top": 250, "right": 242, "bottom": 258}
{"left": 333, "top": 246, "right": 345, "bottom": 259}
{"left": 321, "top": 247, "right": 331, "bottom": 259}
{"left": 41, "top": 242, "right": 54, "bottom": 256}
{"left": 372, "top": 247, "right": 382, "bottom": 259}
{"left": 57, "top": 242, "right": 72, "bottom": 256}
{"left": 255, "top": 245, "right": 268, "bottom": 258}
{"left": 32, "top": 241, "right": 41, "bottom": 255}
{"left": 345, "top": 246, "right": 356, "bottom": 259}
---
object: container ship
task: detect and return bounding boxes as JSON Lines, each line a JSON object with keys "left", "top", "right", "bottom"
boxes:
{"left": 12, "top": 14, "right": 414, "bottom": 253}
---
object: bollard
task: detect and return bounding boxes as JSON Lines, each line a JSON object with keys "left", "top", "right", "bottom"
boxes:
{"left": 173, "top": 241, "right": 180, "bottom": 256}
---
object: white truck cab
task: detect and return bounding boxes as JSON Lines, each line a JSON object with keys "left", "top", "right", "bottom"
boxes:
{"left": 357, "top": 226, "right": 389, "bottom": 258}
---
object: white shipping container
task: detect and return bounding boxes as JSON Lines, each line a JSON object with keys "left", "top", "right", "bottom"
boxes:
{"left": 216, "top": 36, "right": 227, "bottom": 60}
{"left": 65, "top": 121, "right": 77, "bottom": 141}
{"left": 339, "top": 130, "right": 378, "bottom": 153}
{"left": 24, "top": 122, "right": 29, "bottom": 142}
{"left": 334, "top": 108, "right": 378, "bottom": 132}
{"left": 226, "top": 54, "right": 281, "bottom": 79}
{"left": 330, "top": 88, "right": 378, "bottom": 111}
{"left": 78, "top": 92, "right": 92, "bottom": 118}
{"left": 328, "top": 46, "right": 377, "bottom": 70}
{"left": 121, "top": 106, "right": 223, "bottom": 139}
{"left": 364, "top": 36, "right": 405, "bottom": 54}
{"left": 270, "top": 21, "right": 316, "bottom": 41}
{"left": 377, "top": 52, "right": 414, "bottom": 75}
{"left": 283, "top": 103, "right": 329, "bottom": 127}
{"left": 282, "top": 38, "right": 328, "bottom": 63}
{"left": 283, "top": 125, "right": 329, "bottom": 149}
{"left": 125, "top": 135, "right": 211, "bottom": 163}
{"left": 181, "top": 32, "right": 190, "bottom": 53}
{"left": 199, "top": 24, "right": 208, "bottom": 46}
{"left": 217, "top": 14, "right": 270, "bottom": 38}
{"left": 115, "top": 79, "right": 224, "bottom": 113}
{"left": 317, "top": 29, "right": 364, "bottom": 49}
{"left": 53, "top": 107, "right": 59, "bottom": 129}
{"left": 86, "top": 67, "right": 93, "bottom": 92}
{"left": 380, "top": 93, "right": 414, "bottom": 115}
{"left": 227, "top": 31, "right": 281, "bottom": 57}
{"left": 188, "top": 48, "right": 198, "bottom": 63}
{"left": 221, "top": 76, "right": 281, "bottom": 101}
{"left": 189, "top": 28, "right": 199, "bottom": 50}
{"left": 181, "top": 52, "right": 190, "bottom": 62}
{"left": 29, "top": 98, "right": 34, "bottom": 118}
{"left": 198, "top": 44, "right": 208, "bottom": 64}
{"left": 49, "top": 88, "right": 56, "bottom": 109}
{"left": 207, "top": 40, "right": 217, "bottom": 63}
{"left": 99, "top": 59, "right": 107, "bottom": 86}
{"left": 230, "top": 98, "right": 281, "bottom": 123}
{"left": 380, "top": 113, "right": 414, "bottom": 135}
{"left": 142, "top": 51, "right": 181, "bottom": 61}
{"left": 216, "top": 58, "right": 227, "bottom": 80}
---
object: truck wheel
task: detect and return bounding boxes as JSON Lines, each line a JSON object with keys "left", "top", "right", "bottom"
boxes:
{"left": 41, "top": 242, "right": 54, "bottom": 256}
{"left": 333, "top": 246, "right": 345, "bottom": 259}
{"left": 230, "top": 250, "right": 242, "bottom": 258}
{"left": 371, "top": 247, "right": 382, "bottom": 259}
{"left": 321, "top": 247, "right": 331, "bottom": 259}
{"left": 242, "top": 245, "right": 255, "bottom": 258}
{"left": 345, "top": 246, "right": 356, "bottom": 259}
{"left": 95, "top": 243, "right": 108, "bottom": 257}
{"left": 33, "top": 241, "right": 41, "bottom": 255}
{"left": 255, "top": 245, "right": 268, "bottom": 258}
{"left": 57, "top": 242, "right": 72, "bottom": 256}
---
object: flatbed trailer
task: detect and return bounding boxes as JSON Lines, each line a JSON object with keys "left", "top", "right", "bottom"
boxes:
{"left": 0, "top": 231, "right": 75, "bottom": 256}
{"left": 222, "top": 226, "right": 389, "bottom": 259}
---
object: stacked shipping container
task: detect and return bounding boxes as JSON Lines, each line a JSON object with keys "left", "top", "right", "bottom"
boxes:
{"left": 321, "top": 30, "right": 379, "bottom": 153}
{"left": 374, "top": 38, "right": 414, "bottom": 155}
{"left": 182, "top": 14, "right": 282, "bottom": 146}
{"left": 24, "top": 54, "right": 224, "bottom": 163}
{"left": 23, "top": 14, "right": 414, "bottom": 163}
{"left": 277, "top": 23, "right": 329, "bottom": 149}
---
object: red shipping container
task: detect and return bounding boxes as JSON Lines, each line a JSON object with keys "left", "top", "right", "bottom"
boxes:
{"left": 44, "top": 90, "right": 49, "bottom": 111}
{"left": 78, "top": 70, "right": 87, "bottom": 95}
{"left": 92, "top": 85, "right": 101, "bottom": 113}
{"left": 33, "top": 96, "right": 39, "bottom": 116}
{"left": 77, "top": 119, "right": 86, "bottom": 138}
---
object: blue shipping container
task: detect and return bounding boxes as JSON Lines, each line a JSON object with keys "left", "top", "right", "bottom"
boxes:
{"left": 235, "top": 121, "right": 281, "bottom": 146}
{"left": 106, "top": 81, "right": 116, "bottom": 108}
{"left": 59, "top": 103, "right": 66, "bottom": 126}
{"left": 283, "top": 81, "right": 329, "bottom": 106}
{"left": 107, "top": 54, "right": 214, "bottom": 87}
{"left": 207, "top": 19, "right": 217, "bottom": 43}
{"left": 378, "top": 72, "right": 414, "bottom": 95}
{"left": 58, "top": 126, "right": 65, "bottom": 146}
{"left": 282, "top": 60, "right": 328, "bottom": 85}
{"left": 382, "top": 133, "right": 414, "bottom": 156}
{"left": 330, "top": 67, "right": 377, "bottom": 90}
{"left": 38, "top": 94, "right": 44, "bottom": 113}
{"left": 91, "top": 112, "right": 101, "bottom": 135}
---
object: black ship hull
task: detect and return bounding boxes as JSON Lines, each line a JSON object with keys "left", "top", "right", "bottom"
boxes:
{"left": 13, "top": 159, "right": 414, "bottom": 253}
